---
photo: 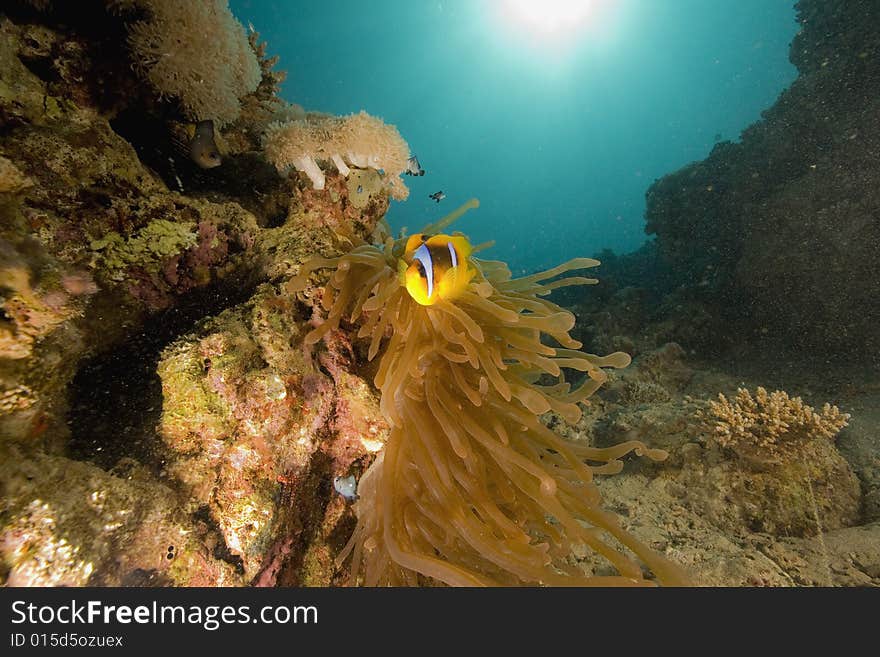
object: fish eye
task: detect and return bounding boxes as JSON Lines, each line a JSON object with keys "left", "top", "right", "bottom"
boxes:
{"left": 420, "top": 234, "right": 428, "bottom": 242}
{"left": 210, "top": 152, "right": 219, "bottom": 160}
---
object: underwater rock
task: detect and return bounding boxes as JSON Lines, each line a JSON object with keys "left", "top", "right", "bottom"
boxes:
{"left": 295, "top": 170, "right": 391, "bottom": 250}
{"left": 155, "top": 284, "right": 387, "bottom": 583}
{"left": 599, "top": 380, "right": 861, "bottom": 541}
{"left": 758, "top": 522, "right": 880, "bottom": 586}
{"left": 644, "top": 0, "right": 880, "bottom": 360}
{"left": 592, "top": 470, "right": 796, "bottom": 586}
{"left": 615, "top": 342, "right": 693, "bottom": 399}
{"left": 578, "top": 350, "right": 871, "bottom": 585}
{"left": 834, "top": 391, "right": 880, "bottom": 524}
{"left": 1, "top": 2, "right": 399, "bottom": 588}
{"left": 569, "top": 286, "right": 650, "bottom": 358}
{"left": 678, "top": 388, "right": 861, "bottom": 538}
{"left": 86, "top": 199, "right": 261, "bottom": 312}
{"left": 0, "top": 14, "right": 262, "bottom": 459}
{"left": 587, "top": 344, "right": 705, "bottom": 469}
{"left": 0, "top": 445, "right": 244, "bottom": 586}
{"left": 567, "top": 276, "right": 729, "bottom": 361}
{"left": 598, "top": 472, "right": 880, "bottom": 586}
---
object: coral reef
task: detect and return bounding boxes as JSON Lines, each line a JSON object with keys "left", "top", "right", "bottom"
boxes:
{"left": 684, "top": 387, "right": 859, "bottom": 537}
{"left": 3, "top": 0, "right": 878, "bottom": 589}
{"left": 0, "top": 156, "right": 32, "bottom": 193}
{"left": 585, "top": 345, "right": 875, "bottom": 585}
{"left": 556, "top": 0, "right": 879, "bottom": 564}
{"left": 595, "top": 355, "right": 861, "bottom": 540}
{"left": 0, "top": 0, "right": 389, "bottom": 587}
{"left": 0, "top": 0, "right": 297, "bottom": 460}
{"left": 264, "top": 110, "right": 411, "bottom": 200}
{"left": 154, "top": 284, "right": 388, "bottom": 582}
{"left": 1, "top": 443, "right": 245, "bottom": 586}
{"left": 123, "top": 0, "right": 261, "bottom": 126}
{"left": 701, "top": 387, "right": 850, "bottom": 458}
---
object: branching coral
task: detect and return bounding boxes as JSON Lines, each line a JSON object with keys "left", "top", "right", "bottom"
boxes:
{"left": 688, "top": 387, "right": 859, "bottom": 537}
{"left": 124, "top": 0, "right": 261, "bottom": 126}
{"left": 288, "top": 199, "right": 688, "bottom": 586}
{"left": 263, "top": 111, "right": 411, "bottom": 200}
{"left": 702, "top": 387, "right": 850, "bottom": 458}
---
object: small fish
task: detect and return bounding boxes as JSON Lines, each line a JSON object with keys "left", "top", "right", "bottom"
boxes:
{"left": 190, "top": 120, "right": 222, "bottom": 169}
{"left": 429, "top": 191, "right": 445, "bottom": 203}
{"left": 405, "top": 154, "right": 425, "bottom": 176}
{"left": 333, "top": 475, "right": 359, "bottom": 501}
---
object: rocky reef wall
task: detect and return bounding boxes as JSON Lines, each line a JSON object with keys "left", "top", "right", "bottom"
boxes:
{"left": 1, "top": 1, "right": 393, "bottom": 586}
{"left": 644, "top": 0, "right": 880, "bottom": 362}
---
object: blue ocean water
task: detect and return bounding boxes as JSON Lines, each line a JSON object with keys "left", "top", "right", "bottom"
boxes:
{"left": 231, "top": 0, "right": 799, "bottom": 275}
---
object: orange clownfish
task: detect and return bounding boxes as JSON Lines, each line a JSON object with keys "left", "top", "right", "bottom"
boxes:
{"left": 398, "top": 233, "right": 475, "bottom": 305}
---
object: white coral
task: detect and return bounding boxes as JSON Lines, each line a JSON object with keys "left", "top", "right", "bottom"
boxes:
{"left": 125, "top": 0, "right": 261, "bottom": 127}
{"left": 263, "top": 111, "right": 411, "bottom": 200}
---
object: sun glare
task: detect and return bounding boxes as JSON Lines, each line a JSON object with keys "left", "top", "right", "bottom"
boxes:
{"left": 498, "top": 0, "right": 603, "bottom": 46}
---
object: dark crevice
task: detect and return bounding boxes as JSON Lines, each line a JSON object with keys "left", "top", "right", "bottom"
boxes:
{"left": 7, "top": 0, "right": 147, "bottom": 115}
{"left": 193, "top": 505, "right": 246, "bottom": 576}
{"left": 271, "top": 450, "right": 336, "bottom": 586}
{"left": 266, "top": 212, "right": 288, "bottom": 229}
{"left": 18, "top": 56, "right": 59, "bottom": 85}
{"left": 109, "top": 109, "right": 201, "bottom": 194}
{"left": 66, "top": 281, "right": 259, "bottom": 474}
{"left": 108, "top": 113, "right": 288, "bottom": 227}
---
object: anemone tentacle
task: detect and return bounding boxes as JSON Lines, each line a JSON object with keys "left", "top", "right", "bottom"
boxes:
{"left": 288, "top": 199, "right": 689, "bottom": 586}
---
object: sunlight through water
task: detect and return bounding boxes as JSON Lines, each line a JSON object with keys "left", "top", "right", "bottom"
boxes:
{"left": 496, "top": 0, "right": 616, "bottom": 51}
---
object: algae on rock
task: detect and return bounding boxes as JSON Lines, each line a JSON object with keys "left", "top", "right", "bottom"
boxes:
{"left": 90, "top": 220, "right": 198, "bottom": 282}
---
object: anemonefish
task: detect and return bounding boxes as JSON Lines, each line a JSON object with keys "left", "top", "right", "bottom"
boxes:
{"left": 398, "top": 233, "right": 474, "bottom": 306}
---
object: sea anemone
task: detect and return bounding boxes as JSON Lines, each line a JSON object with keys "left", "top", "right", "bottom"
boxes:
{"left": 288, "top": 199, "right": 688, "bottom": 586}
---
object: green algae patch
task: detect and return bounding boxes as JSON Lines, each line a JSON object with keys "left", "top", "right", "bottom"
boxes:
{"left": 157, "top": 340, "right": 234, "bottom": 455}
{"left": 90, "top": 220, "right": 198, "bottom": 281}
